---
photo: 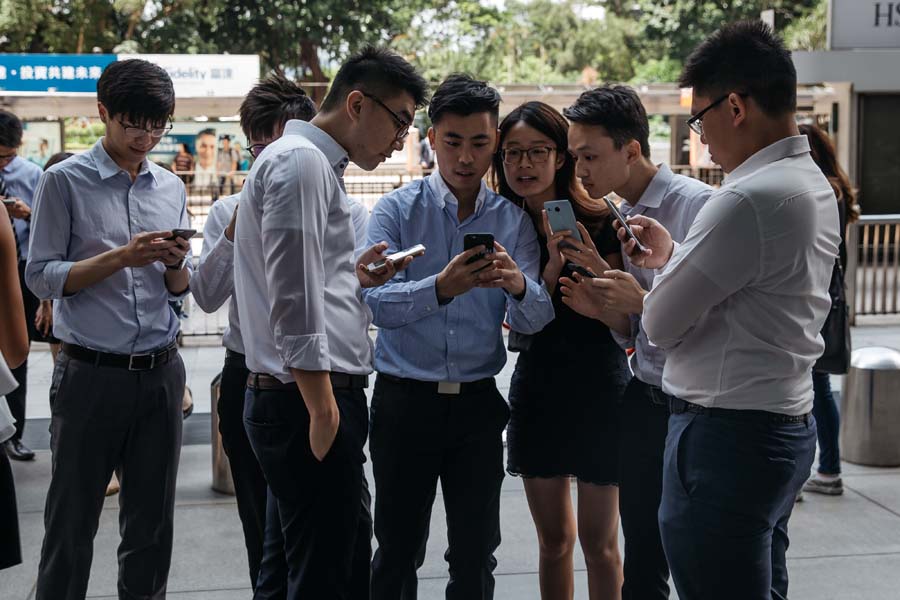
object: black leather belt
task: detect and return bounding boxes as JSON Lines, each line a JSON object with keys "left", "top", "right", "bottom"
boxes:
{"left": 61, "top": 341, "right": 178, "bottom": 371}
{"left": 668, "top": 397, "right": 812, "bottom": 425}
{"left": 247, "top": 372, "right": 369, "bottom": 391}
{"left": 224, "top": 349, "right": 247, "bottom": 370}
{"left": 377, "top": 373, "right": 495, "bottom": 396}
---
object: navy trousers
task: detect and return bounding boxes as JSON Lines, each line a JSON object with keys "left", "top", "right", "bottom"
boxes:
{"left": 659, "top": 406, "right": 816, "bottom": 600}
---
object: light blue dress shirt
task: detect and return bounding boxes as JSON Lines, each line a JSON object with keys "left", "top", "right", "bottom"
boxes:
{"left": 25, "top": 139, "right": 192, "bottom": 354}
{"left": 611, "top": 164, "right": 712, "bottom": 388}
{"left": 363, "top": 170, "right": 554, "bottom": 382}
{"left": 1, "top": 155, "right": 43, "bottom": 261}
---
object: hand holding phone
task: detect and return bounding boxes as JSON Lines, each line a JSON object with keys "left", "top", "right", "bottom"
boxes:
{"left": 1, "top": 197, "right": 16, "bottom": 207}
{"left": 603, "top": 197, "right": 648, "bottom": 254}
{"left": 167, "top": 228, "right": 198, "bottom": 241}
{"left": 366, "top": 244, "right": 426, "bottom": 274}
{"left": 544, "top": 200, "right": 582, "bottom": 249}
{"left": 435, "top": 234, "right": 496, "bottom": 302}
{"left": 464, "top": 233, "right": 495, "bottom": 265}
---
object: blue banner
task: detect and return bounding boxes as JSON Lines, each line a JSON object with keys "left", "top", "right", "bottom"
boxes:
{"left": 0, "top": 54, "right": 117, "bottom": 93}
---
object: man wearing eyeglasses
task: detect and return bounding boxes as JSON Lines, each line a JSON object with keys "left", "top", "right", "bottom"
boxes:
{"left": 363, "top": 75, "right": 554, "bottom": 599}
{"left": 0, "top": 110, "right": 43, "bottom": 463}
{"left": 25, "top": 59, "right": 192, "bottom": 599}
{"left": 614, "top": 22, "right": 839, "bottom": 597}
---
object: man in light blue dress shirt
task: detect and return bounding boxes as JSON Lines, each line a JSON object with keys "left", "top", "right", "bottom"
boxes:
{"left": 559, "top": 85, "right": 711, "bottom": 600}
{"left": 25, "top": 60, "right": 193, "bottom": 600}
{"left": 0, "top": 110, "right": 43, "bottom": 461}
{"left": 364, "top": 75, "right": 554, "bottom": 600}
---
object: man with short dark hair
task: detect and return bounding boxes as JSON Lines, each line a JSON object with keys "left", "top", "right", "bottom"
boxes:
{"left": 364, "top": 74, "right": 554, "bottom": 600}
{"left": 26, "top": 59, "right": 192, "bottom": 599}
{"left": 616, "top": 22, "right": 839, "bottom": 597}
{"left": 0, "top": 109, "right": 43, "bottom": 462}
{"left": 190, "top": 74, "right": 316, "bottom": 592}
{"left": 233, "top": 46, "right": 429, "bottom": 598}
{"left": 560, "top": 84, "right": 711, "bottom": 600}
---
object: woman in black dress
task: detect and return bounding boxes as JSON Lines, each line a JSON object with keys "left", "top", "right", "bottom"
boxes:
{"left": 492, "top": 101, "right": 630, "bottom": 600}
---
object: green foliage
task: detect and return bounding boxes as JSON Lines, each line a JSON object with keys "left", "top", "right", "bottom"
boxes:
{"left": 783, "top": 0, "right": 828, "bottom": 51}
{"left": 630, "top": 57, "right": 683, "bottom": 84}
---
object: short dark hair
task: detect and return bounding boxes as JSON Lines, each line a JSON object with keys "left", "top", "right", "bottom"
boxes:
{"left": 97, "top": 59, "right": 175, "bottom": 126}
{"left": 428, "top": 74, "right": 501, "bottom": 125}
{"left": 320, "top": 46, "right": 428, "bottom": 113}
{"left": 679, "top": 20, "right": 796, "bottom": 117}
{"left": 563, "top": 85, "right": 651, "bottom": 158}
{"left": 0, "top": 110, "right": 24, "bottom": 148}
{"left": 240, "top": 74, "right": 317, "bottom": 140}
{"left": 44, "top": 152, "right": 74, "bottom": 171}
{"left": 197, "top": 128, "right": 216, "bottom": 139}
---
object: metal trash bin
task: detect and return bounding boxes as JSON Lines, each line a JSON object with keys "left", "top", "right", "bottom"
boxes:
{"left": 840, "top": 346, "right": 900, "bottom": 466}
{"left": 210, "top": 372, "right": 235, "bottom": 495}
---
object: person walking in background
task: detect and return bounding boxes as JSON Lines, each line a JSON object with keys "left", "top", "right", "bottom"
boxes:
{"left": 0, "top": 213, "right": 29, "bottom": 572}
{"left": 217, "top": 134, "right": 239, "bottom": 195}
{"left": 492, "top": 100, "right": 629, "bottom": 600}
{"left": 616, "top": 22, "right": 839, "bottom": 598}
{"left": 559, "top": 85, "right": 711, "bottom": 600}
{"left": 191, "top": 74, "right": 317, "bottom": 592}
{"left": 26, "top": 59, "right": 193, "bottom": 599}
{"left": 0, "top": 109, "right": 44, "bottom": 462}
{"left": 799, "top": 122, "right": 860, "bottom": 498}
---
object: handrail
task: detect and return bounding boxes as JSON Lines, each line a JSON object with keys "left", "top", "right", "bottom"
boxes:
{"left": 847, "top": 215, "right": 900, "bottom": 324}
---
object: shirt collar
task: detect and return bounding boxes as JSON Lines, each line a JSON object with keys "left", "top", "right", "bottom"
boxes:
{"left": 284, "top": 119, "right": 350, "bottom": 177}
{"left": 90, "top": 139, "right": 157, "bottom": 184}
{"left": 427, "top": 169, "right": 487, "bottom": 214}
{"left": 631, "top": 163, "right": 674, "bottom": 210}
{"left": 724, "top": 135, "right": 811, "bottom": 184}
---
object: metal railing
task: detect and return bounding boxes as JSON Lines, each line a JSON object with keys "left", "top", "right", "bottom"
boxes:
{"left": 847, "top": 214, "right": 900, "bottom": 323}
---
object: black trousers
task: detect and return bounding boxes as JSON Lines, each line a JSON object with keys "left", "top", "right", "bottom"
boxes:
{"left": 217, "top": 351, "right": 267, "bottom": 590}
{"left": 36, "top": 349, "right": 185, "bottom": 600}
{"left": 369, "top": 375, "right": 509, "bottom": 600}
{"left": 244, "top": 382, "right": 371, "bottom": 599}
{"left": 618, "top": 377, "right": 672, "bottom": 600}
{"left": 0, "top": 450, "right": 21, "bottom": 570}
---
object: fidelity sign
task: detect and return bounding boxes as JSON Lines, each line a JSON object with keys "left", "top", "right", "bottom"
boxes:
{"left": 831, "top": 0, "right": 900, "bottom": 49}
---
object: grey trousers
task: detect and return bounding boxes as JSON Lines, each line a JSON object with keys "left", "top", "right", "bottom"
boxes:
{"left": 36, "top": 349, "right": 185, "bottom": 600}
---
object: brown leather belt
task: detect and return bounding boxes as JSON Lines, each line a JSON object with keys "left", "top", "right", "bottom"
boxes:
{"left": 61, "top": 341, "right": 178, "bottom": 371}
{"left": 247, "top": 372, "right": 369, "bottom": 391}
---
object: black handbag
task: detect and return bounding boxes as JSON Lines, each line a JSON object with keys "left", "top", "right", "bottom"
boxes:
{"left": 814, "top": 258, "right": 851, "bottom": 374}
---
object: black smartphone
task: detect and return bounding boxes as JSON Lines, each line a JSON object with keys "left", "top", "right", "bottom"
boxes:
{"left": 464, "top": 233, "right": 495, "bottom": 265}
{"left": 168, "top": 228, "right": 197, "bottom": 241}
{"left": 1, "top": 197, "right": 16, "bottom": 206}
{"left": 566, "top": 263, "right": 596, "bottom": 278}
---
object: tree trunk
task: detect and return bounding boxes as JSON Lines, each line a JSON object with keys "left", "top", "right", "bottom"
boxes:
{"left": 299, "top": 39, "right": 328, "bottom": 105}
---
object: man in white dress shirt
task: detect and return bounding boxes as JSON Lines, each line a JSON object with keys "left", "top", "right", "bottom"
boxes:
{"left": 616, "top": 21, "right": 839, "bottom": 598}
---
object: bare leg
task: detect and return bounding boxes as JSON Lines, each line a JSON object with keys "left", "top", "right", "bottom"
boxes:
{"left": 523, "top": 477, "right": 577, "bottom": 600}
{"left": 577, "top": 481, "right": 622, "bottom": 600}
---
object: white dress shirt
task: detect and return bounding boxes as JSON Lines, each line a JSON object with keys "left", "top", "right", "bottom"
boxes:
{"left": 612, "top": 164, "right": 712, "bottom": 388}
{"left": 643, "top": 136, "right": 840, "bottom": 415}
{"left": 233, "top": 120, "right": 373, "bottom": 383}
{"left": 192, "top": 193, "right": 371, "bottom": 357}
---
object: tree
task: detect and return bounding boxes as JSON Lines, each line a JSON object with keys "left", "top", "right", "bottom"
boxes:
{"left": 782, "top": 0, "right": 827, "bottom": 51}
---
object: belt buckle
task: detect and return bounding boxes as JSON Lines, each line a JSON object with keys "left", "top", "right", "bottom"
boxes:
{"left": 128, "top": 352, "right": 155, "bottom": 371}
{"left": 437, "top": 382, "right": 461, "bottom": 395}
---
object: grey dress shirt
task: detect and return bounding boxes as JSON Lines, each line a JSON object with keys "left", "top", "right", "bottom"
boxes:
{"left": 25, "top": 139, "right": 192, "bottom": 354}
{"left": 612, "top": 164, "right": 712, "bottom": 387}
{"left": 233, "top": 120, "right": 373, "bottom": 383}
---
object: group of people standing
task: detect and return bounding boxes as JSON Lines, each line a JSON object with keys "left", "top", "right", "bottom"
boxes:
{"left": 0, "top": 17, "right": 851, "bottom": 600}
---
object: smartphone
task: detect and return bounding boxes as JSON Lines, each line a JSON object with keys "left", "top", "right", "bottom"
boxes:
{"left": 168, "top": 228, "right": 198, "bottom": 241}
{"left": 1, "top": 197, "right": 16, "bottom": 206}
{"left": 464, "top": 233, "right": 495, "bottom": 266}
{"left": 366, "top": 244, "right": 426, "bottom": 274}
{"left": 602, "top": 197, "right": 647, "bottom": 254}
{"left": 544, "top": 200, "right": 582, "bottom": 249}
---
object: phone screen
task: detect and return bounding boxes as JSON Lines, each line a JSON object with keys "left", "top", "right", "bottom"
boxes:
{"left": 603, "top": 197, "right": 647, "bottom": 253}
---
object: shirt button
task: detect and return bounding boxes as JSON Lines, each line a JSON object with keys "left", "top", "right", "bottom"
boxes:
{"left": 449, "top": 329, "right": 455, "bottom": 335}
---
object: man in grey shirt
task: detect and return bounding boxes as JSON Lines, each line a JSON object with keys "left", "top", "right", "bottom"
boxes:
{"left": 232, "top": 47, "right": 428, "bottom": 597}
{"left": 191, "top": 75, "right": 317, "bottom": 592}
{"left": 560, "top": 85, "right": 711, "bottom": 600}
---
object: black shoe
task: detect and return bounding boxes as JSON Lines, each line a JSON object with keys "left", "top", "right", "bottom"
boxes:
{"left": 4, "top": 439, "right": 35, "bottom": 461}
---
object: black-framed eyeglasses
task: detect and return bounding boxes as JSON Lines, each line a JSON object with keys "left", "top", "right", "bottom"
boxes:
{"left": 248, "top": 140, "right": 268, "bottom": 159}
{"left": 362, "top": 92, "right": 412, "bottom": 141}
{"left": 500, "top": 146, "right": 557, "bottom": 165}
{"left": 0, "top": 150, "right": 16, "bottom": 163}
{"left": 116, "top": 119, "right": 173, "bottom": 140}
{"left": 686, "top": 93, "right": 747, "bottom": 136}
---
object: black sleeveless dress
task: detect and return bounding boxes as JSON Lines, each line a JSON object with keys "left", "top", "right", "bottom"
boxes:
{"left": 506, "top": 218, "right": 629, "bottom": 485}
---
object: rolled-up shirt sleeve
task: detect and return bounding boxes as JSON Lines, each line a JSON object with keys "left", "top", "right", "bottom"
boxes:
{"left": 25, "top": 170, "right": 75, "bottom": 300}
{"left": 362, "top": 197, "right": 441, "bottom": 329}
{"left": 505, "top": 213, "right": 554, "bottom": 334}
{"left": 643, "top": 192, "right": 760, "bottom": 349}
{"left": 191, "top": 198, "right": 235, "bottom": 312}
{"left": 260, "top": 150, "right": 332, "bottom": 372}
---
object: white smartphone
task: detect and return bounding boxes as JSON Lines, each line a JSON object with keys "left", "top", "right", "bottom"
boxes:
{"left": 544, "top": 200, "right": 582, "bottom": 249}
{"left": 603, "top": 196, "right": 648, "bottom": 254}
{"left": 366, "top": 244, "right": 426, "bottom": 274}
